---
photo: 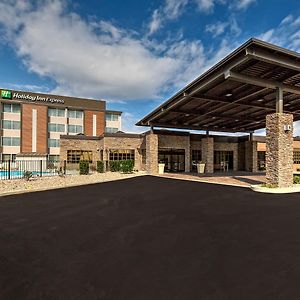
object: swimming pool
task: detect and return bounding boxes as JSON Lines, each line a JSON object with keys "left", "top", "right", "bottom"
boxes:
{"left": 0, "top": 170, "right": 56, "bottom": 179}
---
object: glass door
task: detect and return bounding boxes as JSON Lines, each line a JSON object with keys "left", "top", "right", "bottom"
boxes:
{"left": 158, "top": 149, "right": 185, "bottom": 172}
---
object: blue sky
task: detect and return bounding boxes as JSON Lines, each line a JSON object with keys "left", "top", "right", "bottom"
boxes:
{"left": 0, "top": 0, "right": 300, "bottom": 133}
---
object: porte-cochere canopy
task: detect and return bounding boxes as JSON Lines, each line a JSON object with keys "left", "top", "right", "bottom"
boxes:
{"left": 137, "top": 38, "right": 300, "bottom": 133}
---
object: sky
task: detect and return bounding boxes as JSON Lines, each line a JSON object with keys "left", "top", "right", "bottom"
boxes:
{"left": 0, "top": 0, "right": 300, "bottom": 134}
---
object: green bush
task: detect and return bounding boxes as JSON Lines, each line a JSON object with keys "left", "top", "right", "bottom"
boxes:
{"left": 294, "top": 175, "right": 300, "bottom": 184}
{"left": 109, "top": 161, "right": 121, "bottom": 172}
{"left": 120, "top": 160, "right": 134, "bottom": 173}
{"left": 97, "top": 161, "right": 105, "bottom": 173}
{"left": 23, "top": 171, "right": 33, "bottom": 181}
{"left": 79, "top": 160, "right": 89, "bottom": 175}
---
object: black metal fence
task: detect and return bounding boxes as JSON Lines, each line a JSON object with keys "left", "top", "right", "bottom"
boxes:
{"left": 0, "top": 160, "right": 62, "bottom": 180}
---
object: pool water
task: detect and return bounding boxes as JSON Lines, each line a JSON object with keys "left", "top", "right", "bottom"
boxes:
{"left": 0, "top": 171, "right": 54, "bottom": 179}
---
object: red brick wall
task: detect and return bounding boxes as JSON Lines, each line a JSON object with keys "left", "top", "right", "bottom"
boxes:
{"left": 84, "top": 110, "right": 105, "bottom": 136}
{"left": 21, "top": 104, "right": 47, "bottom": 153}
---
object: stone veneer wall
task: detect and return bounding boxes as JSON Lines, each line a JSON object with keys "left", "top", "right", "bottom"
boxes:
{"left": 146, "top": 133, "right": 158, "bottom": 174}
{"left": 266, "top": 113, "right": 293, "bottom": 188}
{"left": 60, "top": 138, "right": 100, "bottom": 162}
{"left": 214, "top": 142, "right": 239, "bottom": 171}
{"left": 201, "top": 137, "right": 214, "bottom": 173}
{"left": 158, "top": 134, "right": 191, "bottom": 172}
{"left": 103, "top": 136, "right": 145, "bottom": 171}
{"left": 244, "top": 141, "right": 258, "bottom": 172}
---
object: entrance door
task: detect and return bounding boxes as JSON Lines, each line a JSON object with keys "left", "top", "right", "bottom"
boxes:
{"left": 158, "top": 149, "right": 185, "bottom": 172}
{"left": 214, "top": 151, "right": 234, "bottom": 171}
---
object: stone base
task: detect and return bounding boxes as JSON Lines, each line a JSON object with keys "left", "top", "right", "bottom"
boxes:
{"left": 266, "top": 113, "right": 293, "bottom": 188}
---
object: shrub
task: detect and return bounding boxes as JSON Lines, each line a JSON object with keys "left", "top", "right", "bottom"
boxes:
{"left": 120, "top": 160, "right": 134, "bottom": 173}
{"left": 109, "top": 161, "right": 121, "bottom": 172}
{"left": 23, "top": 171, "right": 33, "bottom": 181}
{"left": 294, "top": 175, "right": 300, "bottom": 184}
{"left": 97, "top": 161, "right": 105, "bottom": 173}
{"left": 79, "top": 160, "right": 89, "bottom": 175}
{"left": 261, "top": 183, "right": 278, "bottom": 188}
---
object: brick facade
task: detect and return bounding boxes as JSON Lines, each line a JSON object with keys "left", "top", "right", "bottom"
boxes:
{"left": 266, "top": 113, "right": 293, "bottom": 187}
{"left": 21, "top": 104, "right": 47, "bottom": 153}
{"left": 84, "top": 110, "right": 105, "bottom": 136}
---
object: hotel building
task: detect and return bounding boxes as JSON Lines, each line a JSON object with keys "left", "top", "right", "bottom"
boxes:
{"left": 0, "top": 89, "right": 121, "bottom": 161}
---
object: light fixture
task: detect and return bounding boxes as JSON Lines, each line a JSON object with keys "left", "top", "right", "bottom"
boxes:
{"left": 257, "top": 99, "right": 264, "bottom": 102}
{"left": 225, "top": 93, "right": 233, "bottom": 97}
{"left": 185, "top": 113, "right": 190, "bottom": 117}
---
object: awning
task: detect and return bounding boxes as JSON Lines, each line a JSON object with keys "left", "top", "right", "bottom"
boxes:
{"left": 137, "top": 38, "right": 300, "bottom": 133}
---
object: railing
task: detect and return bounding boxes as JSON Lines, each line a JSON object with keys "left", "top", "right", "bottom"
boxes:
{"left": 0, "top": 160, "right": 61, "bottom": 180}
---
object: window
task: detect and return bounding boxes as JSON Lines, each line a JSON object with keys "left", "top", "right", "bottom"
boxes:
{"left": 48, "top": 108, "right": 65, "bottom": 117}
{"left": 106, "top": 114, "right": 118, "bottom": 121}
{"left": 48, "top": 155, "right": 60, "bottom": 162}
{"left": 109, "top": 149, "right": 135, "bottom": 161}
{"left": 48, "top": 139, "right": 60, "bottom": 148}
{"left": 68, "top": 124, "right": 83, "bottom": 134}
{"left": 67, "top": 150, "right": 93, "bottom": 163}
{"left": 2, "top": 120, "right": 20, "bottom": 130}
{"left": 48, "top": 123, "right": 65, "bottom": 132}
{"left": 105, "top": 127, "right": 118, "bottom": 133}
{"left": 68, "top": 110, "right": 83, "bottom": 118}
{"left": 2, "top": 154, "right": 11, "bottom": 161}
{"left": 3, "top": 103, "right": 20, "bottom": 113}
{"left": 1, "top": 137, "right": 20, "bottom": 146}
{"left": 294, "top": 150, "right": 300, "bottom": 164}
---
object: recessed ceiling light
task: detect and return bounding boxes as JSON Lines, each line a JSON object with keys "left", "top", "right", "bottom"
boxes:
{"left": 235, "top": 119, "right": 239, "bottom": 122}
{"left": 225, "top": 93, "right": 233, "bottom": 97}
{"left": 185, "top": 113, "right": 190, "bottom": 117}
{"left": 212, "top": 116, "right": 216, "bottom": 119}
{"left": 214, "top": 125, "right": 219, "bottom": 128}
{"left": 257, "top": 99, "right": 264, "bottom": 102}
{"left": 284, "top": 103, "right": 291, "bottom": 106}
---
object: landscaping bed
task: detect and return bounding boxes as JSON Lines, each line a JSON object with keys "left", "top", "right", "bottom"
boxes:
{"left": 0, "top": 171, "right": 146, "bottom": 195}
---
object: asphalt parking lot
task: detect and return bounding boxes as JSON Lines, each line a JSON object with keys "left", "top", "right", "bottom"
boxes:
{"left": 1, "top": 176, "right": 300, "bottom": 299}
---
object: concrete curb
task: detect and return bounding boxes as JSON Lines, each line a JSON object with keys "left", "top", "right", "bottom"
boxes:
{"left": 251, "top": 184, "right": 300, "bottom": 194}
{"left": 155, "top": 174, "right": 249, "bottom": 189}
{"left": 0, "top": 173, "right": 147, "bottom": 198}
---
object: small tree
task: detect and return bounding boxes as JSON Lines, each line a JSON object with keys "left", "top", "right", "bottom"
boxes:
{"left": 79, "top": 160, "right": 89, "bottom": 175}
{"left": 97, "top": 161, "right": 105, "bottom": 173}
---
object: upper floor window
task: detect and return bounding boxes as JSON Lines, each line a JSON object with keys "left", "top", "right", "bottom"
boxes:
{"left": 48, "top": 108, "right": 65, "bottom": 117}
{"left": 68, "top": 124, "right": 83, "bottom": 134}
{"left": 106, "top": 114, "right": 119, "bottom": 121}
{"left": 105, "top": 127, "right": 118, "bottom": 133}
{"left": 68, "top": 110, "right": 83, "bottom": 119}
{"left": 1, "top": 137, "right": 20, "bottom": 146}
{"left": 2, "top": 120, "right": 21, "bottom": 130}
{"left": 48, "top": 123, "right": 65, "bottom": 132}
{"left": 48, "top": 139, "right": 60, "bottom": 148}
{"left": 3, "top": 103, "right": 20, "bottom": 113}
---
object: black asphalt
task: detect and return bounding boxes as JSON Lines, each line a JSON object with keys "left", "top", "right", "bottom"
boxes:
{"left": 1, "top": 176, "right": 300, "bottom": 299}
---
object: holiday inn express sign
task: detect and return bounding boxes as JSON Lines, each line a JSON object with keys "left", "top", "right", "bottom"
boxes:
{"left": 0, "top": 89, "right": 65, "bottom": 104}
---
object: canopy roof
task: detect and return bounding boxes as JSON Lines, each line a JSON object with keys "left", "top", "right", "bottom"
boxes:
{"left": 137, "top": 38, "right": 300, "bottom": 133}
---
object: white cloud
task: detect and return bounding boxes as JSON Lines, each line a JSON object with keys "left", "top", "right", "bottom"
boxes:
{"left": 0, "top": 0, "right": 215, "bottom": 101}
{"left": 194, "top": 0, "right": 215, "bottom": 12}
{"left": 257, "top": 14, "right": 300, "bottom": 52}
{"left": 148, "top": 0, "right": 188, "bottom": 35}
{"left": 235, "top": 0, "right": 255, "bottom": 10}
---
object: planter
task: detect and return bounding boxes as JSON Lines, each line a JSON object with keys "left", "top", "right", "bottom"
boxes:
{"left": 196, "top": 163, "right": 205, "bottom": 174}
{"left": 158, "top": 163, "right": 165, "bottom": 174}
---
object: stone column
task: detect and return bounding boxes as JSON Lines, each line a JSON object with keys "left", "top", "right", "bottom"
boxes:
{"left": 245, "top": 141, "right": 258, "bottom": 172}
{"left": 185, "top": 136, "right": 191, "bottom": 173}
{"left": 266, "top": 113, "right": 293, "bottom": 188}
{"left": 201, "top": 137, "right": 214, "bottom": 173}
{"left": 146, "top": 132, "right": 158, "bottom": 174}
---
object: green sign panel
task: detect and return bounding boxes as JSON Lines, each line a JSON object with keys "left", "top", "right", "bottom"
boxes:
{"left": 1, "top": 90, "right": 12, "bottom": 99}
